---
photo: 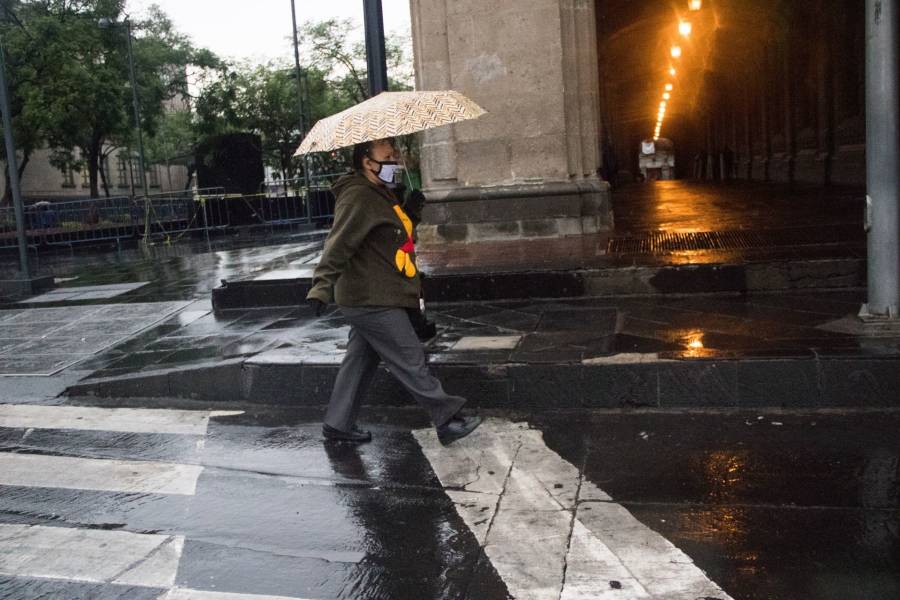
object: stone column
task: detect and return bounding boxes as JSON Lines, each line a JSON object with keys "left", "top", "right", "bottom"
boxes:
{"left": 409, "top": 0, "right": 612, "bottom": 245}
{"left": 781, "top": 37, "right": 796, "bottom": 183}
{"left": 816, "top": 27, "right": 836, "bottom": 184}
{"left": 744, "top": 97, "right": 754, "bottom": 180}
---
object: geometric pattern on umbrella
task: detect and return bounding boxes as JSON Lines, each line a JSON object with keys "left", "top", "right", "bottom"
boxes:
{"left": 295, "top": 90, "right": 487, "bottom": 155}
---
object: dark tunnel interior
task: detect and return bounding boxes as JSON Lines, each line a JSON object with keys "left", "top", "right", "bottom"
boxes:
{"left": 596, "top": 0, "right": 869, "bottom": 185}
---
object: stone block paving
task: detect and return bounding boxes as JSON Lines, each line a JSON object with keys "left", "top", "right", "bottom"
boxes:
{"left": 22, "top": 282, "right": 150, "bottom": 304}
{"left": 0, "top": 302, "right": 190, "bottom": 376}
{"left": 3, "top": 284, "right": 900, "bottom": 385}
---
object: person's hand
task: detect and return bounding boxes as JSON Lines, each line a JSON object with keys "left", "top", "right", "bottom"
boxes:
{"left": 407, "top": 189, "right": 426, "bottom": 213}
{"left": 308, "top": 298, "right": 327, "bottom": 317}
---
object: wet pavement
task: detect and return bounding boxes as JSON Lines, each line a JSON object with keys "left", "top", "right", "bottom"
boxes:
{"left": 0, "top": 397, "right": 897, "bottom": 599}
{"left": 0, "top": 180, "right": 896, "bottom": 599}
{"left": 418, "top": 180, "right": 865, "bottom": 272}
{"left": 1, "top": 232, "right": 325, "bottom": 306}
{"left": 3, "top": 288, "right": 893, "bottom": 382}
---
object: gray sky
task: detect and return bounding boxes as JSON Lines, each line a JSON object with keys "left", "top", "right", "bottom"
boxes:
{"left": 127, "top": 0, "right": 412, "bottom": 65}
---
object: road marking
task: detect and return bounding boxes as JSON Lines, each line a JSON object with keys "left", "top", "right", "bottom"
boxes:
{"left": 414, "top": 419, "right": 734, "bottom": 600}
{"left": 0, "top": 452, "right": 203, "bottom": 495}
{"left": 0, "top": 404, "right": 243, "bottom": 435}
{"left": 160, "top": 589, "right": 313, "bottom": 600}
{"left": 0, "top": 524, "right": 183, "bottom": 588}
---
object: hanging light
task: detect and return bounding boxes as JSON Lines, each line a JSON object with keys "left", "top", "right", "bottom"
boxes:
{"left": 671, "top": 45, "right": 682, "bottom": 58}
{"left": 669, "top": 67, "right": 677, "bottom": 76}
{"left": 665, "top": 83, "right": 674, "bottom": 91}
{"left": 689, "top": 0, "right": 702, "bottom": 10}
{"left": 663, "top": 92, "right": 671, "bottom": 100}
{"left": 679, "top": 20, "right": 692, "bottom": 36}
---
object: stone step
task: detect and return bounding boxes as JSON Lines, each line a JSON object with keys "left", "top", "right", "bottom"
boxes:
{"left": 66, "top": 351, "right": 900, "bottom": 409}
{"left": 211, "top": 256, "right": 864, "bottom": 310}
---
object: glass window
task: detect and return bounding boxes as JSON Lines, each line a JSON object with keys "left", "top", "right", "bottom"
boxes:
{"left": 61, "top": 164, "right": 75, "bottom": 188}
{"left": 117, "top": 156, "right": 129, "bottom": 187}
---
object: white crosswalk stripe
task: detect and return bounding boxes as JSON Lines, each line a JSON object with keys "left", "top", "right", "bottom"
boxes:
{"left": 0, "top": 452, "right": 203, "bottom": 495}
{"left": 414, "top": 419, "right": 735, "bottom": 600}
{"left": 0, "top": 524, "right": 184, "bottom": 588}
{"left": 0, "top": 403, "right": 309, "bottom": 598}
{"left": 0, "top": 404, "right": 243, "bottom": 435}
{"left": 160, "top": 589, "right": 315, "bottom": 600}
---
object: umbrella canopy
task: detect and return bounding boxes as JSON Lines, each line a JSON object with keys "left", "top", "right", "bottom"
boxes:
{"left": 294, "top": 90, "right": 486, "bottom": 156}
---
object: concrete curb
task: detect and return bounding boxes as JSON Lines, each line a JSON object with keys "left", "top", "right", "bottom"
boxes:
{"left": 211, "top": 257, "right": 866, "bottom": 309}
{"left": 66, "top": 352, "right": 900, "bottom": 409}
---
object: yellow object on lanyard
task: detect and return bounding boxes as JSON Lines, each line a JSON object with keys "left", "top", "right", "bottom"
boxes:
{"left": 392, "top": 204, "right": 417, "bottom": 278}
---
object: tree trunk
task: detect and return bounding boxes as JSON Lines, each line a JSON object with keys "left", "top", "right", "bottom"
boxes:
{"left": 98, "top": 157, "right": 110, "bottom": 197}
{"left": 2, "top": 151, "right": 31, "bottom": 206}
{"left": 2, "top": 165, "right": 11, "bottom": 207}
{"left": 88, "top": 148, "right": 100, "bottom": 198}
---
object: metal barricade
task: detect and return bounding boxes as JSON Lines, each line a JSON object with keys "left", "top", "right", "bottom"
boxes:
{"left": 1, "top": 178, "right": 337, "bottom": 259}
{"left": 0, "top": 204, "right": 21, "bottom": 250}
{"left": 249, "top": 173, "right": 342, "bottom": 229}
{"left": 141, "top": 187, "right": 227, "bottom": 243}
{"left": 37, "top": 195, "right": 135, "bottom": 248}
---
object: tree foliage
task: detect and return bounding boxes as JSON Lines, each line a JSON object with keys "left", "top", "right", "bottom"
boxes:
{"left": 0, "top": 6, "right": 415, "bottom": 202}
{"left": 0, "top": 0, "right": 219, "bottom": 201}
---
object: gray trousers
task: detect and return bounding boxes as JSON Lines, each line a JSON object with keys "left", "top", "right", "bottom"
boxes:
{"left": 324, "top": 306, "right": 466, "bottom": 432}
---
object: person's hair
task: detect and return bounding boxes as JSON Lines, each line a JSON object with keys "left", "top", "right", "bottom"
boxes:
{"left": 352, "top": 141, "right": 374, "bottom": 170}
{"left": 351, "top": 138, "right": 396, "bottom": 170}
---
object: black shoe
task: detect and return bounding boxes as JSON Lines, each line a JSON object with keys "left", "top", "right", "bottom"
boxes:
{"left": 323, "top": 423, "right": 372, "bottom": 443}
{"left": 437, "top": 414, "right": 483, "bottom": 446}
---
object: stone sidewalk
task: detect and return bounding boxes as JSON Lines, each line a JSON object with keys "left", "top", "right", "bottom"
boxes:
{"left": 42, "top": 289, "right": 899, "bottom": 409}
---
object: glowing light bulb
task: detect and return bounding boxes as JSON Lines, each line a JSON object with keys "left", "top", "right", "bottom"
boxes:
{"left": 671, "top": 45, "right": 682, "bottom": 58}
{"left": 679, "top": 20, "right": 692, "bottom": 36}
{"left": 669, "top": 67, "right": 677, "bottom": 76}
{"left": 689, "top": 0, "right": 702, "bottom": 10}
{"left": 665, "top": 83, "right": 673, "bottom": 91}
{"left": 663, "top": 92, "right": 671, "bottom": 100}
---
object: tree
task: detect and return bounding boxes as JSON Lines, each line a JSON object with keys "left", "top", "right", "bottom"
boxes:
{"left": 1, "top": 0, "right": 219, "bottom": 200}
{"left": 0, "top": 0, "right": 59, "bottom": 205}
{"left": 299, "top": 18, "right": 413, "bottom": 105}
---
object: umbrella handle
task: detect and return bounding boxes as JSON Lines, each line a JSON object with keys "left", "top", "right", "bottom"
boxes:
{"left": 403, "top": 163, "right": 417, "bottom": 191}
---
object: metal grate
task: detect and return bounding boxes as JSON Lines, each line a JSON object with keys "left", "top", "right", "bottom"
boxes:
{"left": 606, "top": 227, "right": 857, "bottom": 255}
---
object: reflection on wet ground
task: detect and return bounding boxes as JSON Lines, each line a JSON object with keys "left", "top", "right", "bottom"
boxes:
{"left": 1, "top": 398, "right": 896, "bottom": 599}
{"left": 0, "top": 181, "right": 891, "bottom": 381}
{"left": 534, "top": 409, "right": 900, "bottom": 600}
{"left": 0, "top": 403, "right": 507, "bottom": 599}
{"left": 1, "top": 233, "right": 325, "bottom": 306}
{"left": 1, "top": 289, "right": 898, "bottom": 379}
{"left": 418, "top": 180, "right": 865, "bottom": 272}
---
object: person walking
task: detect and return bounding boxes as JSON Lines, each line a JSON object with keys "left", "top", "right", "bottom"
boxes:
{"left": 306, "top": 137, "right": 482, "bottom": 445}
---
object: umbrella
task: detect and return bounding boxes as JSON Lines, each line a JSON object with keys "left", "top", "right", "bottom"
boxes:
{"left": 294, "top": 90, "right": 486, "bottom": 155}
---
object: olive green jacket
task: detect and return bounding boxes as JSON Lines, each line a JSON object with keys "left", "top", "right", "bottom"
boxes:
{"left": 306, "top": 172, "right": 421, "bottom": 308}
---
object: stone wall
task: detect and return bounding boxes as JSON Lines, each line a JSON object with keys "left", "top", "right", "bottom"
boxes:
{"left": 410, "top": 0, "right": 612, "bottom": 244}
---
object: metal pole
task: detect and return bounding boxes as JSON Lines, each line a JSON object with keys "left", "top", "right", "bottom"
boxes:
{"left": 362, "top": 0, "right": 388, "bottom": 96}
{"left": 0, "top": 39, "right": 30, "bottom": 279}
{"left": 289, "top": 0, "right": 312, "bottom": 223}
{"left": 863, "top": 0, "right": 899, "bottom": 319}
{"left": 124, "top": 20, "right": 151, "bottom": 244}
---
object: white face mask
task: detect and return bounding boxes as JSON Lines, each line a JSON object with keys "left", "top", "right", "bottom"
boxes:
{"left": 376, "top": 162, "right": 404, "bottom": 188}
